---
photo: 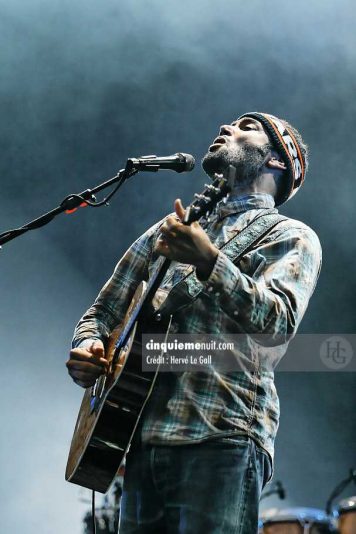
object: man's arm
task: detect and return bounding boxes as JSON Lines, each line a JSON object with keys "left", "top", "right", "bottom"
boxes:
{"left": 67, "top": 218, "right": 163, "bottom": 387}
{"left": 197, "top": 223, "right": 322, "bottom": 343}
{"left": 72, "top": 219, "right": 163, "bottom": 348}
{"left": 156, "top": 200, "right": 322, "bottom": 344}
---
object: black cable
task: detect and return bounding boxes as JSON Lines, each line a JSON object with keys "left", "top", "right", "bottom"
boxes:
{"left": 326, "top": 468, "right": 356, "bottom": 515}
{"left": 260, "top": 480, "right": 286, "bottom": 501}
{"left": 92, "top": 490, "right": 96, "bottom": 534}
{"left": 60, "top": 173, "right": 126, "bottom": 210}
{"left": 86, "top": 173, "right": 127, "bottom": 207}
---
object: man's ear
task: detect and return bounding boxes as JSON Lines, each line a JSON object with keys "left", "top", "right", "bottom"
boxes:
{"left": 266, "top": 155, "right": 287, "bottom": 171}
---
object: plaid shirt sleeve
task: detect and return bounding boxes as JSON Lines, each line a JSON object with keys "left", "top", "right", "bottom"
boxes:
{"left": 72, "top": 219, "right": 164, "bottom": 348}
{"left": 199, "top": 222, "right": 322, "bottom": 343}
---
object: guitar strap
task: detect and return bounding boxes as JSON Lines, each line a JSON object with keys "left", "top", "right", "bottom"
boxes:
{"left": 153, "top": 209, "right": 287, "bottom": 320}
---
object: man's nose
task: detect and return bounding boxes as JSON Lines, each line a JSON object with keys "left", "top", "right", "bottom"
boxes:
{"left": 219, "top": 124, "right": 234, "bottom": 136}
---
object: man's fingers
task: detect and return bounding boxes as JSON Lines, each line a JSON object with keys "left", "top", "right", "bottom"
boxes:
{"left": 69, "top": 347, "right": 104, "bottom": 362}
{"left": 160, "top": 218, "right": 189, "bottom": 239}
{"left": 161, "top": 215, "right": 180, "bottom": 233}
{"left": 67, "top": 362, "right": 105, "bottom": 387}
{"left": 191, "top": 221, "right": 201, "bottom": 230}
{"left": 91, "top": 340, "right": 105, "bottom": 358}
{"left": 155, "top": 234, "right": 169, "bottom": 247}
{"left": 155, "top": 242, "right": 171, "bottom": 259}
{"left": 174, "top": 198, "right": 185, "bottom": 221}
{"left": 66, "top": 360, "right": 106, "bottom": 373}
{"left": 68, "top": 348, "right": 109, "bottom": 369}
{"left": 69, "top": 368, "right": 102, "bottom": 381}
{"left": 160, "top": 225, "right": 175, "bottom": 237}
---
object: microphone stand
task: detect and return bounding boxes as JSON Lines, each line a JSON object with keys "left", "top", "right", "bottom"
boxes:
{"left": 0, "top": 159, "right": 139, "bottom": 248}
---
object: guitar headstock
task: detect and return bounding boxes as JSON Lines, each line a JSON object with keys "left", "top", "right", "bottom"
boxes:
{"left": 183, "top": 171, "right": 234, "bottom": 225}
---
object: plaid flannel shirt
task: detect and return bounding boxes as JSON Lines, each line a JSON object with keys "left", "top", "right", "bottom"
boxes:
{"left": 72, "top": 193, "right": 322, "bottom": 460}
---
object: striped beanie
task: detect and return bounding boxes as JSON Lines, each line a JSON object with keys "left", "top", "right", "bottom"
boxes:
{"left": 238, "top": 112, "right": 306, "bottom": 205}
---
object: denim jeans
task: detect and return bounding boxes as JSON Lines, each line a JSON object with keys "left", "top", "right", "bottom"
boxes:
{"left": 118, "top": 435, "right": 271, "bottom": 534}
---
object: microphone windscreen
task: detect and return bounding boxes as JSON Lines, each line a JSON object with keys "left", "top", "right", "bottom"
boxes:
{"left": 180, "top": 153, "right": 195, "bottom": 172}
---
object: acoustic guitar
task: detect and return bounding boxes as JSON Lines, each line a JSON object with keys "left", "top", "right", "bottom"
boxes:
{"left": 65, "top": 174, "right": 232, "bottom": 493}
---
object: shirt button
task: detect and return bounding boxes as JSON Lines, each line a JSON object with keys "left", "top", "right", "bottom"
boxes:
{"left": 154, "top": 313, "right": 162, "bottom": 322}
{"left": 207, "top": 286, "right": 214, "bottom": 293}
{"left": 233, "top": 310, "right": 239, "bottom": 316}
{"left": 215, "top": 291, "right": 220, "bottom": 296}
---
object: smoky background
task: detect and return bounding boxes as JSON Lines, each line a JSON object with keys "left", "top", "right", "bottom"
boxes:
{"left": 0, "top": 1, "right": 355, "bottom": 532}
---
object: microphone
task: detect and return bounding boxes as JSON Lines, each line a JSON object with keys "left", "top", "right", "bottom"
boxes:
{"left": 128, "top": 153, "right": 195, "bottom": 173}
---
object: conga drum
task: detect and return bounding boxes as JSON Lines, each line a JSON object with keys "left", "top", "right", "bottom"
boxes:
{"left": 259, "top": 507, "right": 335, "bottom": 534}
{"left": 337, "top": 496, "right": 356, "bottom": 534}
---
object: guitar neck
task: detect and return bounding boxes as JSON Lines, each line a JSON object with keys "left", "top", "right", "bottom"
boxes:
{"left": 121, "top": 174, "right": 233, "bottom": 335}
{"left": 115, "top": 255, "right": 171, "bottom": 351}
{"left": 138, "top": 256, "right": 171, "bottom": 320}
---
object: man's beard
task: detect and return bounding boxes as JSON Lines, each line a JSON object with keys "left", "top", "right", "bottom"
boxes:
{"left": 201, "top": 142, "right": 271, "bottom": 188}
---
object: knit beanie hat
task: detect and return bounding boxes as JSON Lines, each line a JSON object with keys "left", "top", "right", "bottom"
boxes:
{"left": 238, "top": 112, "right": 306, "bottom": 205}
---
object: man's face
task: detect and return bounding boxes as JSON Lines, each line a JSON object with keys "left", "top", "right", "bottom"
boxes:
{"left": 201, "top": 117, "right": 272, "bottom": 185}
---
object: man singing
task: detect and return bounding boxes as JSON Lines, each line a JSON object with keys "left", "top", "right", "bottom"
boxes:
{"left": 66, "top": 112, "right": 322, "bottom": 533}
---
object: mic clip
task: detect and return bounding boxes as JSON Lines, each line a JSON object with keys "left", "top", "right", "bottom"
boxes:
{"left": 127, "top": 155, "right": 160, "bottom": 172}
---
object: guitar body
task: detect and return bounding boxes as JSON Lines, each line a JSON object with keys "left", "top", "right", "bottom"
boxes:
{"left": 65, "top": 282, "right": 161, "bottom": 493}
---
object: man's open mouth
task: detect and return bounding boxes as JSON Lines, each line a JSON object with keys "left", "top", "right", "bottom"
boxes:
{"left": 209, "top": 136, "right": 227, "bottom": 152}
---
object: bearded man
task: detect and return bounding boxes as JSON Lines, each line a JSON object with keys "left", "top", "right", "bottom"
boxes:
{"left": 66, "top": 112, "right": 322, "bottom": 533}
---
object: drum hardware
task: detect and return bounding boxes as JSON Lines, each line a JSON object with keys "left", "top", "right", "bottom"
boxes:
{"left": 336, "top": 496, "right": 356, "bottom": 534}
{"left": 259, "top": 467, "right": 356, "bottom": 533}
{"left": 326, "top": 467, "right": 356, "bottom": 534}
{"left": 259, "top": 507, "right": 336, "bottom": 533}
{"left": 326, "top": 468, "right": 356, "bottom": 516}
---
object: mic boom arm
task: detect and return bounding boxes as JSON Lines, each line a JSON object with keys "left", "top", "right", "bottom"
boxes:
{"left": 0, "top": 152, "right": 195, "bottom": 247}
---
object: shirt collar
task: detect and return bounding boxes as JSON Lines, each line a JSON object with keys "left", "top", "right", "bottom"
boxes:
{"left": 214, "top": 192, "right": 275, "bottom": 220}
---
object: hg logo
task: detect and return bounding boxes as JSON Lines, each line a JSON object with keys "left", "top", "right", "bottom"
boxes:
{"left": 319, "top": 336, "right": 354, "bottom": 370}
